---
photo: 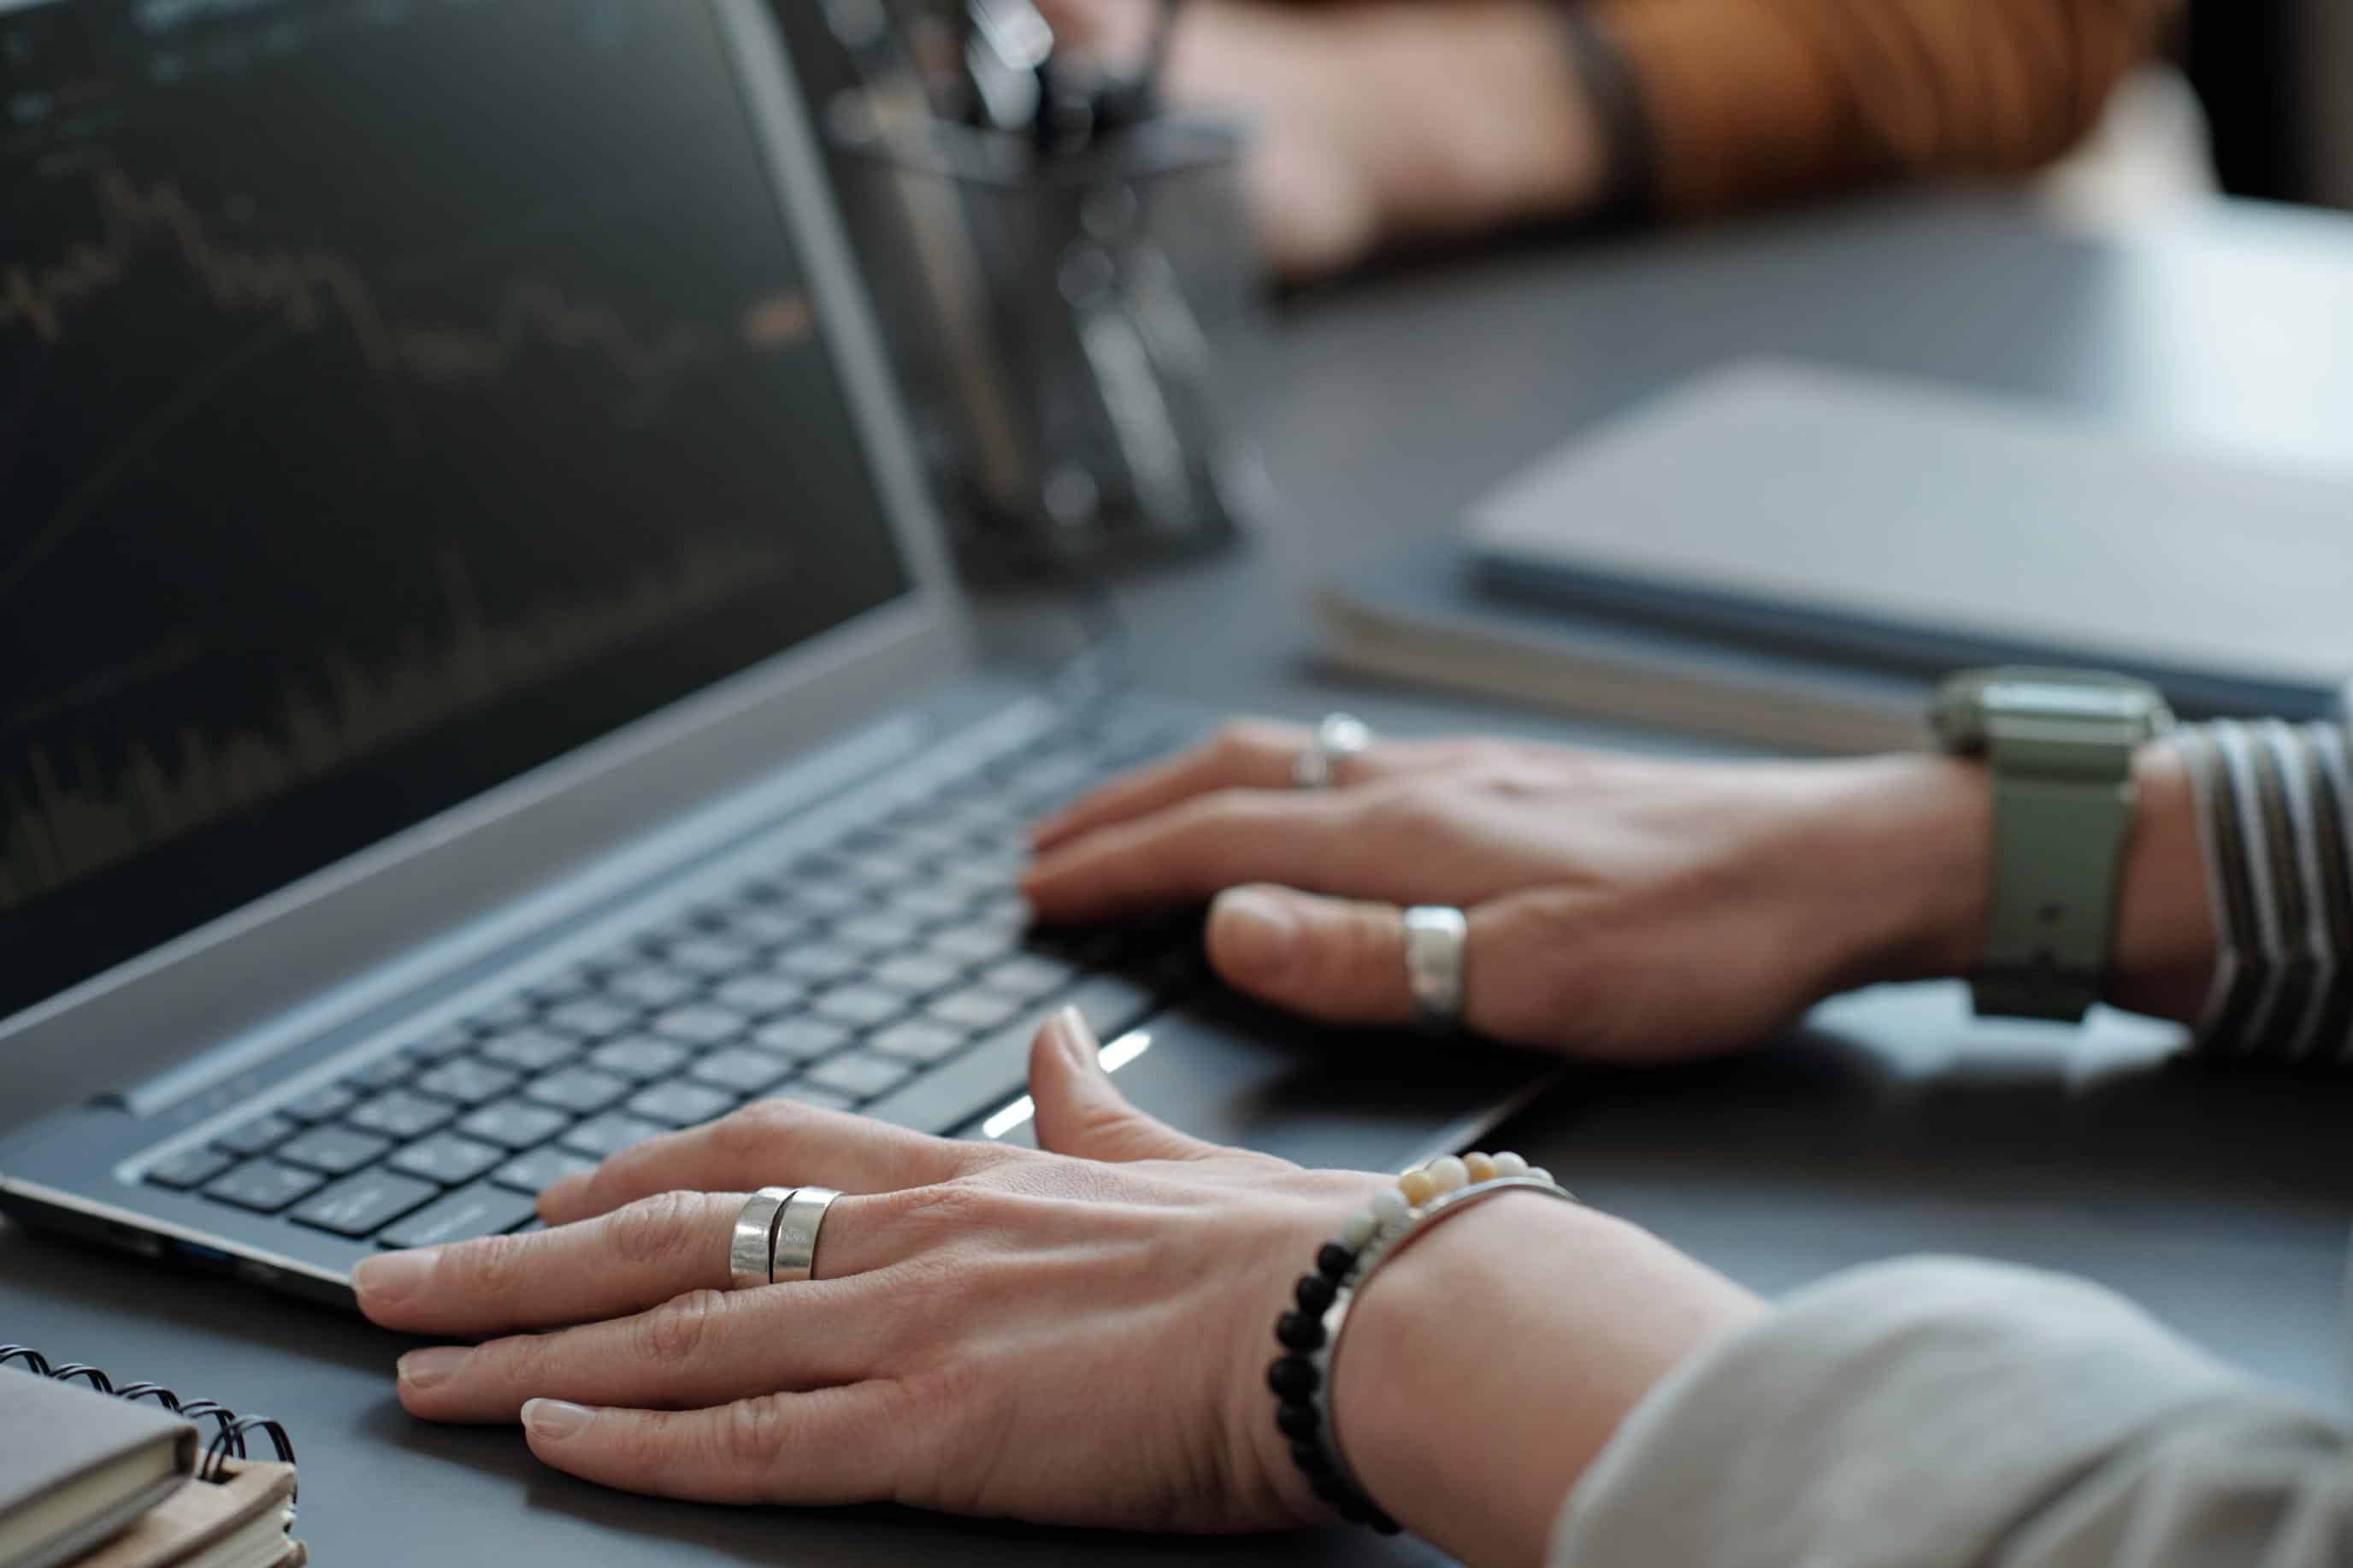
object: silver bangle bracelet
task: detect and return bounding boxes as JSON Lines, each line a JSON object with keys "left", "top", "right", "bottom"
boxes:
{"left": 1305, "top": 1176, "right": 1581, "bottom": 1516}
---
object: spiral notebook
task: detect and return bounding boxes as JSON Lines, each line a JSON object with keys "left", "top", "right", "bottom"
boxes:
{"left": 0, "top": 1349, "right": 303, "bottom": 1568}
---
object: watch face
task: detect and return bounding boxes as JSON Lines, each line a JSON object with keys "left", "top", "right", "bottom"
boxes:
{"left": 1932, "top": 667, "right": 2174, "bottom": 750}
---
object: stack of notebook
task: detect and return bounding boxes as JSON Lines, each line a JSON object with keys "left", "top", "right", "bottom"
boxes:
{"left": 1316, "top": 362, "right": 2353, "bottom": 752}
{"left": 0, "top": 1356, "right": 304, "bottom": 1568}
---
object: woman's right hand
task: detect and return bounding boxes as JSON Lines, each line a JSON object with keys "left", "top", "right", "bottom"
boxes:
{"left": 1025, "top": 720, "right": 2002, "bottom": 1063}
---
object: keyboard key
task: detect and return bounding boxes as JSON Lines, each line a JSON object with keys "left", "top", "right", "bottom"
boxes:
{"left": 561, "top": 1113, "right": 668, "bottom": 1159}
{"left": 981, "top": 954, "right": 1081, "bottom": 1002}
{"left": 831, "top": 913, "right": 923, "bottom": 954}
{"left": 804, "top": 1051, "right": 913, "bottom": 1102}
{"left": 524, "top": 1066, "right": 633, "bottom": 1116}
{"left": 649, "top": 1005, "right": 752, "bottom": 1047}
{"left": 457, "top": 1099, "right": 573, "bottom": 1151}
{"left": 215, "top": 1113, "right": 297, "bottom": 1158}
{"left": 601, "top": 964, "right": 701, "bottom": 1011}
{"left": 146, "top": 1147, "right": 235, "bottom": 1190}
{"left": 379, "top": 1182, "right": 540, "bottom": 1248}
{"left": 406, "top": 1026, "right": 482, "bottom": 1063}
{"left": 344, "top": 1052, "right": 418, "bottom": 1093}
{"left": 865, "top": 1021, "right": 967, "bottom": 1065}
{"left": 204, "top": 1159, "right": 327, "bottom": 1213}
{"left": 463, "top": 996, "right": 535, "bottom": 1032}
{"left": 929, "top": 923, "right": 1025, "bottom": 964}
{"left": 780, "top": 874, "right": 867, "bottom": 919}
{"left": 750, "top": 1017, "right": 852, "bottom": 1062}
{"left": 663, "top": 938, "right": 757, "bottom": 978}
{"left": 544, "top": 998, "right": 641, "bottom": 1041}
{"left": 772, "top": 1083, "right": 859, "bottom": 1114}
{"left": 477, "top": 1028, "right": 578, "bottom": 1074}
{"left": 274, "top": 1125, "right": 393, "bottom": 1176}
{"left": 522, "top": 970, "right": 597, "bottom": 1006}
{"left": 625, "top": 1082, "right": 737, "bottom": 1128}
{"left": 688, "top": 1047, "right": 794, "bottom": 1097}
{"left": 711, "top": 976, "right": 805, "bottom": 1017}
{"left": 870, "top": 954, "right": 964, "bottom": 998}
{"left": 492, "top": 1147, "right": 594, "bottom": 1196}
{"left": 292, "top": 1170, "right": 439, "bottom": 1238}
{"left": 775, "top": 942, "right": 863, "bottom": 985}
{"left": 280, "top": 1082, "right": 361, "bottom": 1123}
{"left": 715, "top": 907, "right": 808, "bottom": 948}
{"left": 347, "top": 1090, "right": 457, "bottom": 1141}
{"left": 811, "top": 986, "right": 906, "bottom": 1031}
{"left": 888, "top": 886, "right": 976, "bottom": 926}
{"left": 926, "top": 987, "right": 1029, "bottom": 1034}
{"left": 413, "top": 1058, "right": 522, "bottom": 1107}
{"left": 389, "top": 1134, "right": 505, "bottom": 1187}
{"left": 586, "top": 1035, "right": 694, "bottom": 1081}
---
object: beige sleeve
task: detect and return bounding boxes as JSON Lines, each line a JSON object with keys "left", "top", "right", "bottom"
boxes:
{"left": 1587, "top": 0, "right": 2173, "bottom": 214}
{"left": 1551, "top": 1258, "right": 2352, "bottom": 1568}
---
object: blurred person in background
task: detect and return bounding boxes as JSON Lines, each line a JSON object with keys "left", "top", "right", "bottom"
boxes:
{"left": 1038, "top": 0, "right": 2175, "bottom": 274}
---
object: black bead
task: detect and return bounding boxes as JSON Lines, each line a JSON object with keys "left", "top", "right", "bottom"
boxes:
{"left": 1276, "top": 1402, "right": 1320, "bottom": 1442}
{"left": 1289, "top": 1441, "right": 1332, "bottom": 1476}
{"left": 1276, "top": 1310, "right": 1326, "bottom": 1353}
{"left": 1316, "top": 1242, "right": 1356, "bottom": 1281}
{"left": 1294, "top": 1274, "right": 1337, "bottom": 1315}
{"left": 1266, "top": 1355, "right": 1319, "bottom": 1401}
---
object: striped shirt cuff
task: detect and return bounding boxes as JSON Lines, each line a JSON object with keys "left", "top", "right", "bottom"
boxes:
{"left": 2179, "top": 720, "right": 2353, "bottom": 1062}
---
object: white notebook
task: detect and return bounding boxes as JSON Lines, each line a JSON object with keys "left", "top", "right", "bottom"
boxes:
{"left": 1468, "top": 362, "right": 2353, "bottom": 721}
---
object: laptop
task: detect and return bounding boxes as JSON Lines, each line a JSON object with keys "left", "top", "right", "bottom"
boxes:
{"left": 0, "top": 0, "right": 1550, "bottom": 1306}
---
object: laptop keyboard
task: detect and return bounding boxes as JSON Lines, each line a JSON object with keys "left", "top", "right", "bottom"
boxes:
{"left": 139, "top": 710, "right": 1201, "bottom": 1250}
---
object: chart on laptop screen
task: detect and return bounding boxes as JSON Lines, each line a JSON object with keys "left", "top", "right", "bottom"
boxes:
{"left": 0, "top": 0, "right": 912, "bottom": 1022}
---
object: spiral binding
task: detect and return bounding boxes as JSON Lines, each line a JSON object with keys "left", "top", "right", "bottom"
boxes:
{"left": 0, "top": 1346, "right": 296, "bottom": 1482}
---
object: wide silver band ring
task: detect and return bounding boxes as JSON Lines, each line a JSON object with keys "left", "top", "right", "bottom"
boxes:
{"left": 1401, "top": 906, "right": 1468, "bottom": 1029}
{"left": 729, "top": 1186, "right": 798, "bottom": 1290}
{"left": 1293, "top": 712, "right": 1372, "bottom": 791}
{"left": 770, "top": 1185, "right": 844, "bottom": 1284}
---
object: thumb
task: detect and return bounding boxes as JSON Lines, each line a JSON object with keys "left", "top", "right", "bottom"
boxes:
{"left": 1206, "top": 884, "right": 1423, "bottom": 1027}
{"left": 1027, "top": 1006, "right": 1218, "bottom": 1163}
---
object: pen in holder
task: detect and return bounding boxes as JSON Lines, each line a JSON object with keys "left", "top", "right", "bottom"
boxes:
{"left": 822, "top": 86, "right": 1263, "bottom": 577}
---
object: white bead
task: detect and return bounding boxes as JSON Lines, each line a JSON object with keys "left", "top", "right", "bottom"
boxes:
{"left": 1427, "top": 1155, "right": 1469, "bottom": 1193}
{"left": 1528, "top": 1167, "right": 1553, "bottom": 1186}
{"left": 1341, "top": 1212, "right": 1376, "bottom": 1248}
{"left": 1368, "top": 1188, "right": 1410, "bottom": 1226}
{"left": 1491, "top": 1151, "right": 1530, "bottom": 1178}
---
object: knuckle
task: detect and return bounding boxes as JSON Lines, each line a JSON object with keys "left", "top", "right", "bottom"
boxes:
{"left": 712, "top": 1100, "right": 794, "bottom": 1157}
{"left": 444, "top": 1232, "right": 532, "bottom": 1301}
{"left": 606, "top": 1190, "right": 703, "bottom": 1268}
{"left": 638, "top": 1288, "right": 726, "bottom": 1365}
{"left": 714, "top": 1394, "right": 793, "bottom": 1475}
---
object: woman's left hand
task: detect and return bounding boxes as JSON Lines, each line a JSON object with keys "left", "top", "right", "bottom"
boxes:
{"left": 353, "top": 1011, "right": 1379, "bottom": 1530}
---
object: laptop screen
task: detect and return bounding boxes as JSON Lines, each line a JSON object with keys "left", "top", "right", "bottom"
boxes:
{"left": 0, "top": 0, "right": 917, "bottom": 1023}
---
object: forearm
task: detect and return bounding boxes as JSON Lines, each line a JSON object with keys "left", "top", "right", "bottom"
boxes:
{"left": 1590, "top": 0, "right": 2172, "bottom": 215}
{"left": 1325, "top": 1194, "right": 1764, "bottom": 1566}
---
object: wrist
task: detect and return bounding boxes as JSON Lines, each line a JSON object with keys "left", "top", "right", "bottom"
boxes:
{"left": 1326, "top": 1194, "right": 1762, "bottom": 1565}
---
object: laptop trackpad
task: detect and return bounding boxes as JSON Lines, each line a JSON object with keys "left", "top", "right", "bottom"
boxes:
{"left": 963, "top": 989, "right": 1558, "bottom": 1173}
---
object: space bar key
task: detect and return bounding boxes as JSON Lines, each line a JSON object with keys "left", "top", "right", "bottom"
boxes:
{"left": 858, "top": 973, "right": 1159, "bottom": 1136}
{"left": 379, "top": 1182, "right": 541, "bottom": 1249}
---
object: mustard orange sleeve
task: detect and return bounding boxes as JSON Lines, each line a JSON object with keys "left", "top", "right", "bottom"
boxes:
{"left": 1585, "top": 0, "right": 2174, "bottom": 215}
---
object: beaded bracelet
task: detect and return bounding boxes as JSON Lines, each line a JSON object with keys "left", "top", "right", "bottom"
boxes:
{"left": 1267, "top": 1152, "right": 1577, "bottom": 1533}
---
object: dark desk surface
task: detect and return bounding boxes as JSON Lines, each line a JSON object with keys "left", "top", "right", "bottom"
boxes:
{"left": 9, "top": 192, "right": 2353, "bottom": 1566}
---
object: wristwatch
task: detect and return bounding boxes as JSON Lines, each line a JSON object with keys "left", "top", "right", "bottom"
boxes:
{"left": 1929, "top": 668, "right": 2176, "bottom": 1023}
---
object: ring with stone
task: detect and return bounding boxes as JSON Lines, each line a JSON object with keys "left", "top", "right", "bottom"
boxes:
{"left": 1293, "top": 713, "right": 1373, "bottom": 791}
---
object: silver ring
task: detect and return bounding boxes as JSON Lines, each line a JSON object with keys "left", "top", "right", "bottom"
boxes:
{"left": 770, "top": 1185, "right": 843, "bottom": 1283}
{"left": 1293, "top": 712, "right": 1372, "bottom": 791}
{"left": 729, "top": 1186, "right": 797, "bottom": 1290}
{"left": 1401, "top": 906, "right": 1468, "bottom": 1029}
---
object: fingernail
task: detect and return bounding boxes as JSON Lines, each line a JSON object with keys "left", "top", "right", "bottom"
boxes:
{"left": 352, "top": 1249, "right": 437, "bottom": 1307}
{"left": 1211, "top": 888, "right": 1297, "bottom": 980}
{"left": 397, "top": 1347, "right": 469, "bottom": 1393}
{"left": 523, "top": 1399, "right": 596, "bottom": 1441}
{"left": 1047, "top": 1004, "right": 1099, "bottom": 1067}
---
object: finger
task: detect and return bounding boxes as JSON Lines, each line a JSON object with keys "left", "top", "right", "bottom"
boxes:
{"left": 1021, "top": 788, "right": 1366, "bottom": 922}
{"left": 521, "top": 1386, "right": 905, "bottom": 1506}
{"left": 1030, "top": 720, "right": 1487, "bottom": 850}
{"left": 1026, "top": 1007, "right": 1221, "bottom": 1163}
{"left": 394, "top": 1276, "right": 893, "bottom": 1423}
{"left": 539, "top": 1096, "right": 978, "bottom": 1227}
{"left": 355, "top": 1190, "right": 746, "bottom": 1336}
{"left": 1204, "top": 884, "right": 1513, "bottom": 1034}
